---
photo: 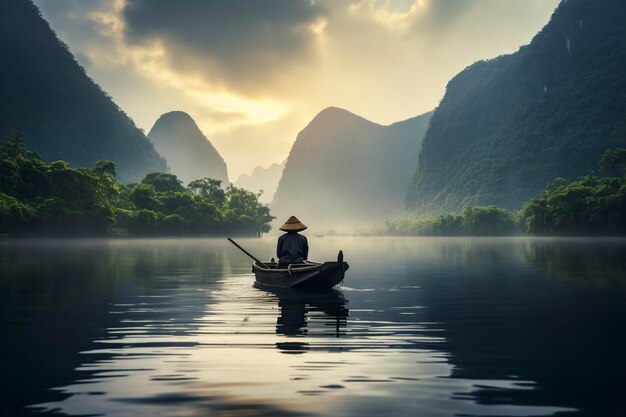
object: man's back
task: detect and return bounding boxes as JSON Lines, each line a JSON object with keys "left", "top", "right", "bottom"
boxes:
{"left": 277, "top": 233, "right": 309, "bottom": 264}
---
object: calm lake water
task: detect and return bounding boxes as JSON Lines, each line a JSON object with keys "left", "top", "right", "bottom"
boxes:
{"left": 1, "top": 237, "right": 626, "bottom": 417}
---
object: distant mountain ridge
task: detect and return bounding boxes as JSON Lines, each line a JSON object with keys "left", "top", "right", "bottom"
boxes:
{"left": 235, "top": 160, "right": 285, "bottom": 204}
{"left": 272, "top": 107, "right": 432, "bottom": 229}
{"left": 0, "top": 0, "right": 167, "bottom": 182}
{"left": 147, "top": 111, "right": 228, "bottom": 185}
{"left": 407, "top": 0, "right": 626, "bottom": 215}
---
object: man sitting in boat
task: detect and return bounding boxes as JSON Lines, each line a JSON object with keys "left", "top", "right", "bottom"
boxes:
{"left": 277, "top": 216, "right": 309, "bottom": 267}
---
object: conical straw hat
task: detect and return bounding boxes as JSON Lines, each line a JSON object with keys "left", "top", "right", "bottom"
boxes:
{"left": 279, "top": 216, "right": 307, "bottom": 232}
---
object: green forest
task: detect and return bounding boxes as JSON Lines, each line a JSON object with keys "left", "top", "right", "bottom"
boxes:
{"left": 2, "top": 138, "right": 625, "bottom": 238}
{"left": 0, "top": 0, "right": 167, "bottom": 182}
{"left": 0, "top": 138, "right": 273, "bottom": 237}
{"left": 406, "top": 0, "right": 626, "bottom": 215}
{"left": 518, "top": 148, "right": 626, "bottom": 235}
{"left": 383, "top": 149, "right": 626, "bottom": 236}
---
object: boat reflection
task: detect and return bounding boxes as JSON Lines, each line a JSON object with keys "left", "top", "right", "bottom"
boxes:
{"left": 255, "top": 285, "right": 349, "bottom": 354}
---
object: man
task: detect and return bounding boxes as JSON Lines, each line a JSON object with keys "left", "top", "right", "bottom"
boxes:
{"left": 277, "top": 216, "right": 309, "bottom": 266}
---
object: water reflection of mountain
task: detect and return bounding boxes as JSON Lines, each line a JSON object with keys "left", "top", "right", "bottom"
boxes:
{"left": 409, "top": 238, "right": 626, "bottom": 416}
{"left": 256, "top": 286, "right": 349, "bottom": 354}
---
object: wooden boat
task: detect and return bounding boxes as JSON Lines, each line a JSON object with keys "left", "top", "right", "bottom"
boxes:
{"left": 252, "top": 251, "right": 349, "bottom": 289}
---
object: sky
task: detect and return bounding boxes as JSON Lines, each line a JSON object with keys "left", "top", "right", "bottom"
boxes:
{"left": 33, "top": 0, "right": 560, "bottom": 180}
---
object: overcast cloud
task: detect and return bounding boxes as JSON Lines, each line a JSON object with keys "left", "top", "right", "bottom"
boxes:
{"left": 122, "top": 0, "right": 325, "bottom": 95}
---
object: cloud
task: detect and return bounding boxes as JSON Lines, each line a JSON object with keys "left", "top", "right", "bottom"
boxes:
{"left": 347, "top": 0, "right": 475, "bottom": 34}
{"left": 34, "top": 0, "right": 291, "bottom": 133}
{"left": 121, "top": 0, "right": 326, "bottom": 96}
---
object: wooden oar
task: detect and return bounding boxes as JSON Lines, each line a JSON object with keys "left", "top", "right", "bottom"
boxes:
{"left": 227, "top": 238, "right": 271, "bottom": 269}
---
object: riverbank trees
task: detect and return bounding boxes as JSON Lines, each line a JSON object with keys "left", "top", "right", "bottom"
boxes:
{"left": 385, "top": 148, "right": 626, "bottom": 236}
{"left": 0, "top": 138, "right": 273, "bottom": 236}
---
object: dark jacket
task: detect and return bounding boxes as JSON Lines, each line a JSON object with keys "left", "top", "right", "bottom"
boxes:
{"left": 277, "top": 232, "right": 308, "bottom": 264}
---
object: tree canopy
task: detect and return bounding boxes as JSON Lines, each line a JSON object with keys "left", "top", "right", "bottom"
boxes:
{"left": 387, "top": 148, "right": 626, "bottom": 237}
{"left": 0, "top": 138, "right": 273, "bottom": 236}
{"left": 599, "top": 148, "right": 626, "bottom": 177}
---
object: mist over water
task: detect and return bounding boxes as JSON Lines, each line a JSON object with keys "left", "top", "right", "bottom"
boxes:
{"left": 1, "top": 237, "right": 625, "bottom": 416}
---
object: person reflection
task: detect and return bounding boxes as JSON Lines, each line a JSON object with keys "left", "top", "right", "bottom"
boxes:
{"left": 277, "top": 297, "right": 308, "bottom": 336}
{"left": 260, "top": 287, "right": 349, "bottom": 353}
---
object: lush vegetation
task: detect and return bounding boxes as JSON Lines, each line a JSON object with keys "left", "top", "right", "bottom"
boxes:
{"left": 518, "top": 148, "right": 626, "bottom": 235}
{"left": 0, "top": 0, "right": 166, "bottom": 182}
{"left": 379, "top": 206, "right": 517, "bottom": 236}
{"left": 389, "top": 149, "right": 626, "bottom": 236}
{"left": 2, "top": 136, "right": 624, "bottom": 237}
{"left": 0, "top": 138, "right": 273, "bottom": 237}
{"left": 407, "top": 0, "right": 626, "bottom": 215}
